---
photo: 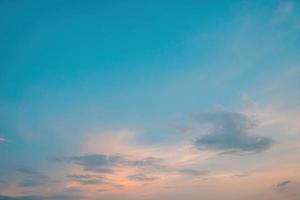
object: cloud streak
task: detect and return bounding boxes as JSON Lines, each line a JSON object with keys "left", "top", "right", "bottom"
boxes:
{"left": 127, "top": 173, "right": 158, "bottom": 182}
{"left": 66, "top": 174, "right": 107, "bottom": 185}
{"left": 62, "top": 154, "right": 168, "bottom": 174}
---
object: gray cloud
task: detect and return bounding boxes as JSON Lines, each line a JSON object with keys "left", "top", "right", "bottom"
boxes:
{"left": 110, "top": 184, "right": 125, "bottom": 188}
{"left": 71, "top": 154, "right": 123, "bottom": 166}
{"left": 66, "top": 173, "right": 127, "bottom": 189}
{"left": 67, "top": 174, "right": 107, "bottom": 185}
{"left": 61, "top": 154, "right": 167, "bottom": 174}
{"left": 17, "top": 179, "right": 45, "bottom": 187}
{"left": 0, "top": 195, "right": 80, "bottom": 200}
{"left": 0, "top": 137, "right": 6, "bottom": 144}
{"left": 178, "top": 169, "right": 208, "bottom": 176}
{"left": 127, "top": 157, "right": 168, "bottom": 172}
{"left": 97, "top": 189, "right": 109, "bottom": 192}
{"left": 0, "top": 196, "right": 37, "bottom": 200}
{"left": 64, "top": 188, "right": 81, "bottom": 193}
{"left": 193, "top": 110, "right": 272, "bottom": 154}
{"left": 16, "top": 167, "right": 44, "bottom": 177}
{"left": 231, "top": 173, "right": 249, "bottom": 178}
{"left": 277, "top": 180, "right": 291, "bottom": 188}
{"left": 16, "top": 166, "right": 48, "bottom": 188}
{"left": 70, "top": 154, "right": 123, "bottom": 173}
{"left": 127, "top": 173, "right": 158, "bottom": 182}
{"left": 58, "top": 154, "right": 209, "bottom": 180}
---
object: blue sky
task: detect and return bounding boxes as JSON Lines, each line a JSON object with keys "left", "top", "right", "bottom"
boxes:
{"left": 0, "top": 1, "right": 300, "bottom": 199}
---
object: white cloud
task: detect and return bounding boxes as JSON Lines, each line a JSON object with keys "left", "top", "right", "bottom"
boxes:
{"left": 0, "top": 137, "right": 6, "bottom": 144}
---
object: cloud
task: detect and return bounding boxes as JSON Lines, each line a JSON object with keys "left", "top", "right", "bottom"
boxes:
{"left": 16, "top": 166, "right": 48, "bottom": 187}
{"left": 127, "top": 156, "right": 168, "bottom": 172}
{"left": 178, "top": 169, "right": 207, "bottom": 176}
{"left": 0, "top": 137, "right": 6, "bottom": 144}
{"left": 0, "top": 195, "right": 80, "bottom": 200}
{"left": 193, "top": 110, "right": 273, "bottom": 154}
{"left": 70, "top": 154, "right": 123, "bottom": 173}
{"left": 16, "top": 166, "right": 43, "bottom": 177}
{"left": 110, "top": 184, "right": 125, "bottom": 188}
{"left": 0, "top": 196, "right": 37, "bottom": 200}
{"left": 17, "top": 179, "right": 45, "bottom": 187}
{"left": 97, "top": 189, "right": 109, "bottom": 192}
{"left": 277, "top": 180, "right": 291, "bottom": 188}
{"left": 64, "top": 187, "right": 81, "bottom": 193}
{"left": 127, "top": 173, "right": 158, "bottom": 182}
{"left": 231, "top": 173, "right": 249, "bottom": 178}
{"left": 66, "top": 174, "right": 107, "bottom": 185}
{"left": 65, "top": 154, "right": 167, "bottom": 174}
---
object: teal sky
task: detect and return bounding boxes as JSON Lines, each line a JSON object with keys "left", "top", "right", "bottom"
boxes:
{"left": 0, "top": 1, "right": 299, "bottom": 200}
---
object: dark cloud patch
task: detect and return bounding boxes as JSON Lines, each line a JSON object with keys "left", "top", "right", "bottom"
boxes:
{"left": 277, "top": 180, "right": 291, "bottom": 188}
{"left": 16, "top": 167, "right": 43, "bottom": 177}
{"left": 0, "top": 195, "right": 37, "bottom": 200}
{"left": 71, "top": 154, "right": 123, "bottom": 166}
{"left": 127, "top": 157, "right": 168, "bottom": 172}
{"left": 70, "top": 154, "right": 123, "bottom": 173}
{"left": 59, "top": 154, "right": 209, "bottom": 180}
{"left": 193, "top": 110, "right": 273, "bottom": 154}
{"left": 58, "top": 154, "right": 167, "bottom": 174}
{"left": 110, "top": 184, "right": 125, "bottom": 188}
{"left": 84, "top": 167, "right": 113, "bottom": 173}
{"left": 17, "top": 179, "right": 45, "bottom": 187}
{"left": 16, "top": 166, "right": 48, "bottom": 188}
{"left": 47, "top": 156, "right": 68, "bottom": 162}
{"left": 163, "top": 186, "right": 174, "bottom": 189}
{"left": 64, "top": 188, "right": 81, "bottom": 193}
{"left": 178, "top": 169, "right": 208, "bottom": 176}
{"left": 0, "top": 195, "right": 80, "bottom": 200}
{"left": 231, "top": 173, "right": 249, "bottom": 178}
{"left": 128, "top": 157, "right": 160, "bottom": 167}
{"left": 66, "top": 174, "right": 126, "bottom": 189}
{"left": 128, "top": 173, "right": 158, "bottom": 182}
{"left": 67, "top": 174, "right": 107, "bottom": 185}
{"left": 97, "top": 189, "right": 109, "bottom": 192}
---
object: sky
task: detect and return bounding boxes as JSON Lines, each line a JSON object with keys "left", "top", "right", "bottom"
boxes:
{"left": 0, "top": 0, "right": 299, "bottom": 199}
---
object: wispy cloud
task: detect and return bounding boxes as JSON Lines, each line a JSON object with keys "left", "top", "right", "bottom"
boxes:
{"left": 66, "top": 174, "right": 107, "bottom": 185}
{"left": 127, "top": 173, "right": 158, "bottom": 182}
{"left": 59, "top": 154, "right": 168, "bottom": 174}
{"left": 16, "top": 166, "right": 49, "bottom": 188}
{"left": 70, "top": 154, "right": 122, "bottom": 173}
{"left": 0, "top": 137, "right": 6, "bottom": 144}
{"left": 16, "top": 166, "right": 44, "bottom": 176}
{"left": 178, "top": 169, "right": 208, "bottom": 176}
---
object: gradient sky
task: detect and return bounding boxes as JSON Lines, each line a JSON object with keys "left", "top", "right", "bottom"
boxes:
{"left": 0, "top": 0, "right": 300, "bottom": 199}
